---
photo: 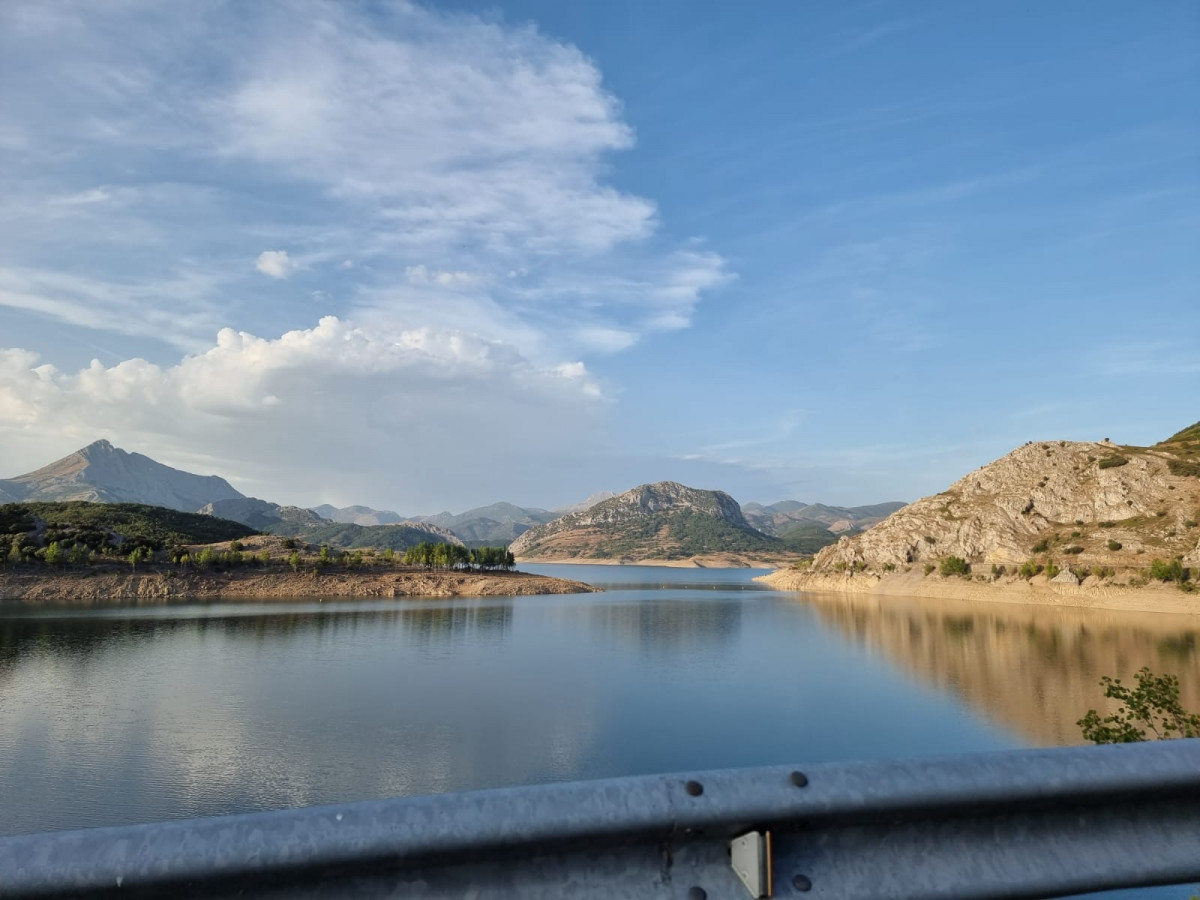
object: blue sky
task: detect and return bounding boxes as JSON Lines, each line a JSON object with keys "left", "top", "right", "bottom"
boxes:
{"left": 0, "top": 1, "right": 1196, "bottom": 512}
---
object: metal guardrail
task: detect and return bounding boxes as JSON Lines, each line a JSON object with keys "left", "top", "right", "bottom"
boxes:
{"left": 1, "top": 740, "right": 1198, "bottom": 899}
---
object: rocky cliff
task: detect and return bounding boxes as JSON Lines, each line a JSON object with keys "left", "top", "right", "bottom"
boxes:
{"left": 796, "top": 429, "right": 1200, "bottom": 578}
{"left": 509, "top": 481, "right": 781, "bottom": 561}
{"left": 1, "top": 440, "right": 244, "bottom": 511}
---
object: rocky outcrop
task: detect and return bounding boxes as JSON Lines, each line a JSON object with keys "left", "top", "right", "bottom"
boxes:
{"left": 3, "top": 440, "right": 244, "bottom": 511}
{"left": 785, "top": 434, "right": 1200, "bottom": 579}
{"left": 509, "top": 481, "right": 780, "bottom": 561}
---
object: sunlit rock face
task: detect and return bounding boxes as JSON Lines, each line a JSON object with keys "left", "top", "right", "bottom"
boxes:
{"left": 808, "top": 439, "right": 1200, "bottom": 572}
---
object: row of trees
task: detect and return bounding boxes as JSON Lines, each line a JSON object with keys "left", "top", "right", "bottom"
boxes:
{"left": 402, "top": 542, "right": 515, "bottom": 571}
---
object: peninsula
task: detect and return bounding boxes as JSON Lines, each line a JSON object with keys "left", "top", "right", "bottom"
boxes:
{"left": 0, "top": 506, "right": 596, "bottom": 606}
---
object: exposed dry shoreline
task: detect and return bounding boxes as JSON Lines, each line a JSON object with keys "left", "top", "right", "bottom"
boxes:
{"left": 0, "top": 568, "right": 599, "bottom": 607}
{"left": 756, "top": 568, "right": 1200, "bottom": 616}
{"left": 517, "top": 554, "right": 789, "bottom": 569}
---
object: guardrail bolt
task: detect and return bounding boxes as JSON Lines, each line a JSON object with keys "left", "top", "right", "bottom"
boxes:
{"left": 687, "top": 886, "right": 707, "bottom": 900}
{"left": 792, "top": 874, "right": 812, "bottom": 892}
{"left": 790, "top": 771, "right": 808, "bottom": 787}
{"left": 685, "top": 780, "right": 704, "bottom": 796}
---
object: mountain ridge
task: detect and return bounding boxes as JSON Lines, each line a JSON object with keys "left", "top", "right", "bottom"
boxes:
{"left": 509, "top": 481, "right": 785, "bottom": 562}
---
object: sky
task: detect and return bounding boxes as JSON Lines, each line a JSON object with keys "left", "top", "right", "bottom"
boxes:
{"left": 0, "top": 0, "right": 1197, "bottom": 513}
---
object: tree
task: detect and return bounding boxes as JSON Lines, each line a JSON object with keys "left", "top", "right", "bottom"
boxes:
{"left": 289, "top": 551, "right": 302, "bottom": 573}
{"left": 7, "top": 539, "right": 22, "bottom": 566}
{"left": 44, "top": 541, "right": 63, "bottom": 567}
{"left": 1079, "top": 668, "right": 1200, "bottom": 743}
{"left": 129, "top": 547, "right": 147, "bottom": 570}
{"left": 68, "top": 543, "right": 91, "bottom": 566}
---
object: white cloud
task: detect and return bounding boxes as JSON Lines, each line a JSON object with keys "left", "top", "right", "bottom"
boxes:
{"left": 255, "top": 250, "right": 297, "bottom": 279}
{"left": 0, "top": 318, "right": 606, "bottom": 509}
{"left": 0, "top": 1, "right": 730, "bottom": 506}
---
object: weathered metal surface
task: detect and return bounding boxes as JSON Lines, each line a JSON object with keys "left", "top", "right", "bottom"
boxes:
{"left": 1, "top": 740, "right": 1198, "bottom": 899}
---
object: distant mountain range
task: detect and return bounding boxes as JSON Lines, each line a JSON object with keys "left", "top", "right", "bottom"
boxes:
{"left": 740, "top": 500, "right": 906, "bottom": 536}
{"left": 0, "top": 441, "right": 453, "bottom": 549}
{"left": 2, "top": 442, "right": 907, "bottom": 560}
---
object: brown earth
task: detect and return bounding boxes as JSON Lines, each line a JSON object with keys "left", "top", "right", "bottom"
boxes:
{"left": 757, "top": 567, "right": 1200, "bottom": 616}
{"left": 0, "top": 567, "right": 597, "bottom": 607}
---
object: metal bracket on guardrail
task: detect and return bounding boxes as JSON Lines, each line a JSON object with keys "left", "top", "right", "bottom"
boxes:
{"left": 1, "top": 740, "right": 1199, "bottom": 899}
{"left": 730, "top": 830, "right": 772, "bottom": 898}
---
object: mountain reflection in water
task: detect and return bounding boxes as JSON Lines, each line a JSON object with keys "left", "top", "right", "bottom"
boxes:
{"left": 797, "top": 591, "right": 1200, "bottom": 745}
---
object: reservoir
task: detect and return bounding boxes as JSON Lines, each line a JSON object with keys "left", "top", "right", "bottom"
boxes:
{"left": 1, "top": 565, "right": 1197, "bottom": 896}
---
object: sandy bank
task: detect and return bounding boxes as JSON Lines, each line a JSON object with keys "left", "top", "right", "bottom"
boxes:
{"left": 517, "top": 554, "right": 788, "bottom": 569}
{"left": 755, "top": 568, "right": 1200, "bottom": 616}
{"left": 0, "top": 568, "right": 598, "bottom": 607}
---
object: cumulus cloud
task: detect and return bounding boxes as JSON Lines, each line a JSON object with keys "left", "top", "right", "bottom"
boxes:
{"left": 255, "top": 250, "right": 297, "bottom": 279}
{"left": 0, "top": 319, "right": 606, "bottom": 509}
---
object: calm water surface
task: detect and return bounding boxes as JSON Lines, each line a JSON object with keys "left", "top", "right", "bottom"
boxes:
{"left": 1, "top": 565, "right": 1197, "bottom": 895}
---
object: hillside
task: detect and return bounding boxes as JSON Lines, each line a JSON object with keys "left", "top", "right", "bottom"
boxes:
{"left": 741, "top": 499, "right": 905, "bottom": 536}
{"left": 199, "top": 498, "right": 327, "bottom": 531}
{"left": 270, "top": 520, "right": 464, "bottom": 551}
{"left": 0, "top": 501, "right": 254, "bottom": 554}
{"left": 0, "top": 441, "right": 244, "bottom": 511}
{"left": 508, "top": 481, "right": 784, "bottom": 562}
{"left": 770, "top": 427, "right": 1200, "bottom": 602}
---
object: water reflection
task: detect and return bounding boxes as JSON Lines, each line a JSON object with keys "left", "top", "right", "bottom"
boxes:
{"left": 585, "top": 597, "right": 743, "bottom": 655}
{"left": 798, "top": 591, "right": 1200, "bottom": 745}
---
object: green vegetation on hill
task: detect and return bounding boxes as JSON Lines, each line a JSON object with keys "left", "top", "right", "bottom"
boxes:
{"left": 776, "top": 521, "right": 844, "bottom": 555}
{"left": 1163, "top": 421, "right": 1200, "bottom": 444}
{"left": 0, "top": 501, "right": 254, "bottom": 554}
{"left": 271, "top": 520, "right": 458, "bottom": 551}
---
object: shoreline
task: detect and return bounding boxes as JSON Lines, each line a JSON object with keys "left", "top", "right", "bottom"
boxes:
{"left": 756, "top": 568, "right": 1200, "bottom": 616}
{"left": 0, "top": 568, "right": 598, "bottom": 607}
{"left": 517, "top": 554, "right": 788, "bottom": 569}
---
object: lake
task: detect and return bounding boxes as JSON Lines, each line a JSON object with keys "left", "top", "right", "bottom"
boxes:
{"left": 1, "top": 564, "right": 1197, "bottom": 896}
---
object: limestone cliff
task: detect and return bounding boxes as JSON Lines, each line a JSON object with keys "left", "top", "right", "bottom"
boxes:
{"left": 799, "top": 430, "right": 1200, "bottom": 577}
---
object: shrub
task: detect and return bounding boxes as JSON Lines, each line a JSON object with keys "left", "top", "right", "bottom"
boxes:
{"left": 1167, "top": 459, "right": 1200, "bottom": 478}
{"left": 1078, "top": 668, "right": 1200, "bottom": 743}
{"left": 229, "top": 540, "right": 244, "bottom": 552}
{"left": 1045, "top": 562, "right": 1061, "bottom": 579}
{"left": 923, "top": 535, "right": 937, "bottom": 545}
{"left": 1148, "top": 558, "right": 1186, "bottom": 583}
{"left": 1032, "top": 539, "right": 1050, "bottom": 553}
{"left": 1100, "top": 521, "right": 1116, "bottom": 528}
{"left": 1107, "top": 540, "right": 1123, "bottom": 551}
{"left": 1185, "top": 521, "right": 1198, "bottom": 529}
{"left": 833, "top": 561, "right": 848, "bottom": 573}
{"left": 1064, "top": 546, "right": 1084, "bottom": 555}
{"left": 1018, "top": 559, "right": 1042, "bottom": 579}
{"left": 882, "top": 562, "right": 896, "bottom": 572}
{"left": 1098, "top": 455, "right": 1129, "bottom": 469}
{"left": 939, "top": 556, "right": 970, "bottom": 577}
{"left": 991, "top": 564, "right": 1007, "bottom": 577}
{"left": 923, "top": 563, "right": 936, "bottom": 576}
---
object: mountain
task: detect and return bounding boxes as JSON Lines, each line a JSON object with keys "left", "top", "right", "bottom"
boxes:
{"left": 408, "top": 502, "right": 557, "bottom": 545}
{"left": 2, "top": 442, "right": 459, "bottom": 550}
{"left": 741, "top": 499, "right": 906, "bottom": 536}
{"left": 553, "top": 490, "right": 618, "bottom": 515}
{"left": 0, "top": 440, "right": 244, "bottom": 512}
{"left": 199, "top": 498, "right": 328, "bottom": 532}
{"left": 799, "top": 429, "right": 1200, "bottom": 577}
{"left": 310, "top": 504, "right": 405, "bottom": 526}
{"left": 508, "top": 481, "right": 784, "bottom": 562}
